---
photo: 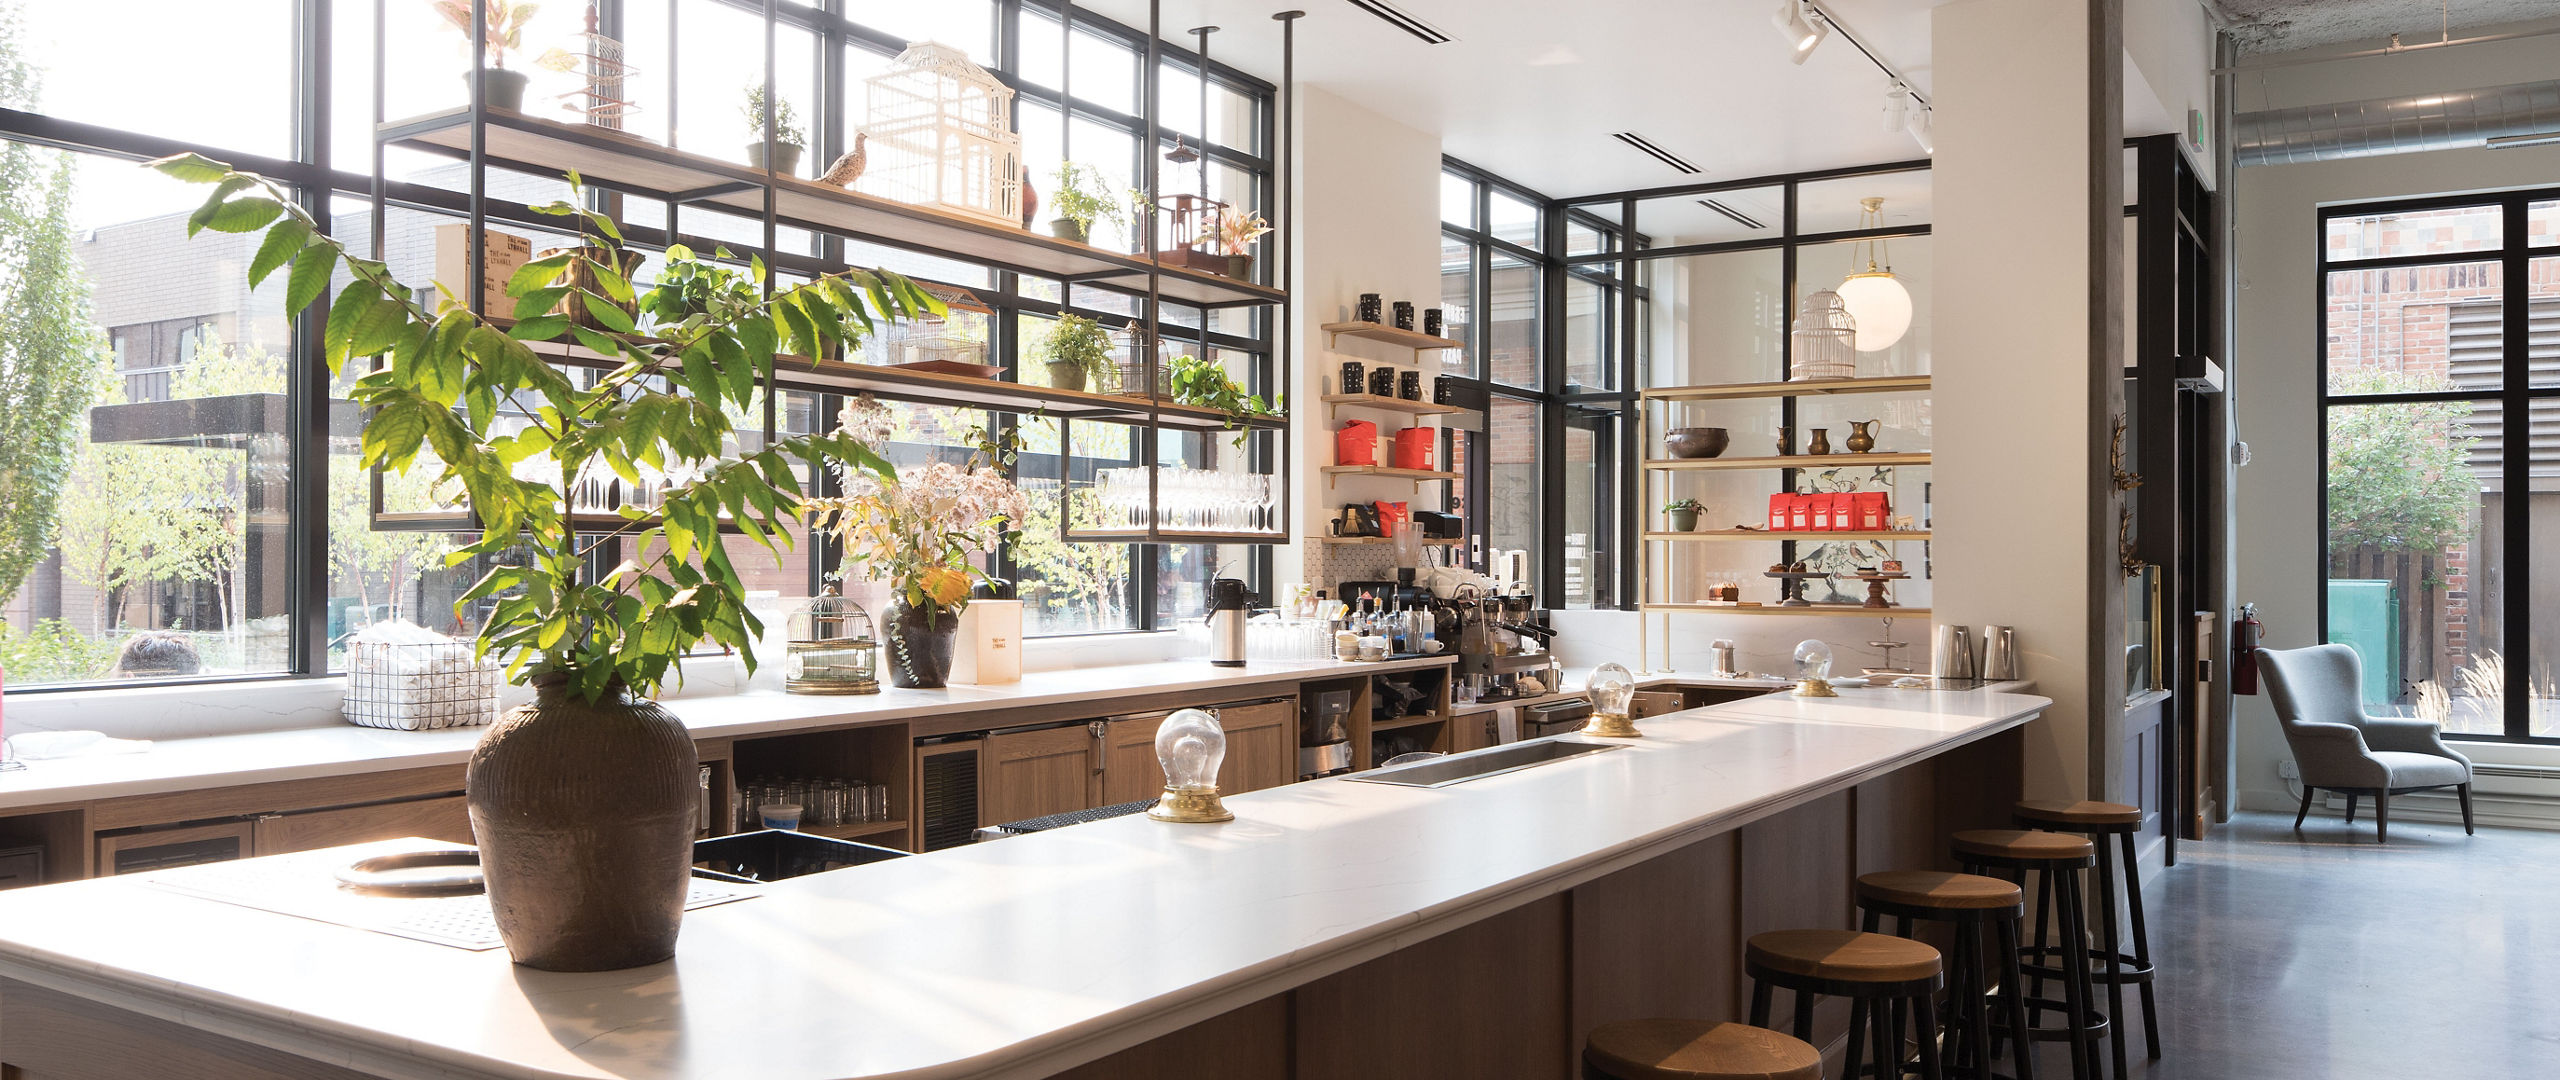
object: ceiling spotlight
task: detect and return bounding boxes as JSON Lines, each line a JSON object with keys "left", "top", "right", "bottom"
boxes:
{"left": 1882, "top": 81, "right": 1910, "bottom": 133}
{"left": 1771, "top": 0, "right": 1828, "bottom": 64}
{"left": 1905, "top": 105, "right": 1935, "bottom": 155}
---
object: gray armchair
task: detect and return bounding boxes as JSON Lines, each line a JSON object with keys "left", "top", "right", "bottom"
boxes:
{"left": 2257, "top": 644, "right": 2475, "bottom": 842}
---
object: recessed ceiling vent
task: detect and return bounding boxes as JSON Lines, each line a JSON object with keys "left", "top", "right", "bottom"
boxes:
{"left": 1610, "top": 131, "right": 1700, "bottom": 175}
{"left": 1697, "top": 199, "right": 1766, "bottom": 230}
{"left": 1343, "top": 0, "right": 1452, "bottom": 45}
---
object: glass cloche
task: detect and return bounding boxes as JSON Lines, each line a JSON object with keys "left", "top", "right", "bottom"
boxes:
{"left": 785, "top": 585, "right": 881, "bottom": 695}
{"left": 1582, "top": 661, "right": 1644, "bottom": 738}
{"left": 1146, "top": 708, "right": 1234, "bottom": 822}
{"left": 1792, "top": 639, "right": 1839, "bottom": 698}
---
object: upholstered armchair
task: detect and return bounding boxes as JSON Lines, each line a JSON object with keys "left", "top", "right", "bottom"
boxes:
{"left": 2257, "top": 644, "right": 2475, "bottom": 843}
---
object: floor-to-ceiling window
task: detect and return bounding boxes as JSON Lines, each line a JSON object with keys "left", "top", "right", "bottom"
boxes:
{"left": 2320, "top": 192, "right": 2560, "bottom": 740}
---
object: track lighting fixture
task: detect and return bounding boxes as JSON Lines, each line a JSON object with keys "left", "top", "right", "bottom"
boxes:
{"left": 1882, "top": 80, "right": 1910, "bottom": 133}
{"left": 1771, "top": 0, "right": 1828, "bottom": 64}
{"left": 1905, "top": 105, "right": 1935, "bottom": 155}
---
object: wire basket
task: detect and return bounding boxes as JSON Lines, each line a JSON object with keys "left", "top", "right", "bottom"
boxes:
{"left": 344, "top": 640, "right": 500, "bottom": 731}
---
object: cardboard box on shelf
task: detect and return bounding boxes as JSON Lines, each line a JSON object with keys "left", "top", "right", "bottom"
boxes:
{"left": 433, "top": 225, "right": 532, "bottom": 316}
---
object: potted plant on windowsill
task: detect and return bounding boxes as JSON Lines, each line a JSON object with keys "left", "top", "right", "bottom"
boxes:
{"left": 1038, "top": 312, "right": 1112, "bottom": 393}
{"left": 1047, "top": 162, "right": 1123, "bottom": 245}
{"left": 156, "top": 152, "right": 939, "bottom": 973}
{"left": 1664, "top": 498, "right": 1705, "bottom": 533}
{"left": 433, "top": 0, "right": 540, "bottom": 112}
{"left": 742, "top": 85, "right": 807, "bottom": 177}
{"left": 1212, "top": 205, "right": 1271, "bottom": 281}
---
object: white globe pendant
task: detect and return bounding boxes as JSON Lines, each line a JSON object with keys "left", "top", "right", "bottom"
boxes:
{"left": 1836, "top": 269, "right": 1911, "bottom": 353}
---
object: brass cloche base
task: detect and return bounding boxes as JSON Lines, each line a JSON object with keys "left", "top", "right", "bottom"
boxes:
{"left": 1148, "top": 786, "right": 1234, "bottom": 823}
{"left": 1795, "top": 678, "right": 1840, "bottom": 698}
{"left": 1581, "top": 712, "right": 1643, "bottom": 738}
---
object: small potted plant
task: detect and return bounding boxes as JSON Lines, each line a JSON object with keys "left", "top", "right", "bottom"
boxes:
{"left": 1038, "top": 312, "right": 1112, "bottom": 393}
{"left": 1213, "top": 205, "right": 1272, "bottom": 280}
{"left": 1048, "top": 162, "right": 1123, "bottom": 244}
{"left": 742, "top": 85, "right": 806, "bottom": 176}
{"left": 1664, "top": 498, "right": 1705, "bottom": 533}
{"left": 1165, "top": 353, "right": 1284, "bottom": 447}
{"left": 433, "top": 0, "right": 540, "bottom": 112}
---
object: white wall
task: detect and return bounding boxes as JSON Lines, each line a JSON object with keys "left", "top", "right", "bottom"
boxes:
{"left": 2125, "top": 0, "right": 2216, "bottom": 187}
{"left": 2228, "top": 31, "right": 2560, "bottom": 812}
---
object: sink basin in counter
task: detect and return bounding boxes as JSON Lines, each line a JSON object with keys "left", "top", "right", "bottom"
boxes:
{"left": 1343, "top": 737, "right": 1622, "bottom": 788}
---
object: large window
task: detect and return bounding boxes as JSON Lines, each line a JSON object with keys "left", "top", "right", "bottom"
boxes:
{"left": 2321, "top": 193, "right": 2560, "bottom": 740}
{"left": 0, "top": 0, "right": 1273, "bottom": 689}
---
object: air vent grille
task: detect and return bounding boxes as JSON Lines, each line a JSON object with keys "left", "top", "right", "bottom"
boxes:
{"left": 1697, "top": 199, "right": 1767, "bottom": 230}
{"left": 1610, "top": 132, "right": 1700, "bottom": 175}
{"left": 1344, "top": 0, "right": 1452, "bottom": 45}
{"left": 918, "top": 741, "right": 982, "bottom": 851}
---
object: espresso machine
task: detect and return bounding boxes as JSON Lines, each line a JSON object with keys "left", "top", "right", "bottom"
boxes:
{"left": 1453, "top": 585, "right": 1559, "bottom": 702}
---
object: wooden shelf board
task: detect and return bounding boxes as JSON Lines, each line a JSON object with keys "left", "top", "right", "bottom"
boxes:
{"left": 1315, "top": 535, "right": 1464, "bottom": 545}
{"left": 1642, "top": 604, "right": 1929, "bottom": 618}
{"left": 1063, "top": 530, "right": 1287, "bottom": 546}
{"left": 1321, "top": 465, "right": 1458, "bottom": 481}
{"left": 1321, "top": 321, "right": 1467, "bottom": 352}
{"left": 799, "top": 819, "right": 909, "bottom": 841}
{"left": 1643, "top": 374, "right": 1931, "bottom": 402}
{"left": 1644, "top": 452, "right": 1930, "bottom": 471}
{"left": 1370, "top": 714, "right": 1450, "bottom": 733}
{"left": 1644, "top": 530, "right": 1931, "bottom": 542}
{"left": 1320, "top": 393, "right": 1463, "bottom": 416}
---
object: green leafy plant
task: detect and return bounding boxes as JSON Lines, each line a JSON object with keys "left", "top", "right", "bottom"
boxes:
{"left": 1048, "top": 163, "right": 1125, "bottom": 233}
{"left": 1164, "top": 352, "right": 1281, "bottom": 445}
{"left": 0, "top": 618, "right": 119, "bottom": 684}
{"left": 432, "top": 0, "right": 540, "bottom": 69}
{"left": 1037, "top": 312, "right": 1113, "bottom": 386}
{"left": 2328, "top": 368, "right": 2478, "bottom": 577}
{"left": 154, "top": 153, "right": 941, "bottom": 703}
{"left": 1661, "top": 498, "right": 1704, "bottom": 513}
{"left": 741, "top": 84, "right": 805, "bottom": 148}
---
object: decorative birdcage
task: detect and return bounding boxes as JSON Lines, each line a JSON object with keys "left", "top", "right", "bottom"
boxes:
{"left": 539, "top": 3, "right": 642, "bottom": 130}
{"left": 862, "top": 283, "right": 994, "bottom": 374}
{"left": 1789, "top": 289, "right": 1860, "bottom": 381}
{"left": 858, "top": 42, "right": 1022, "bottom": 228}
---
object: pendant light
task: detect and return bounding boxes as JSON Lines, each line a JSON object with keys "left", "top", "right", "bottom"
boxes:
{"left": 1835, "top": 196, "right": 1912, "bottom": 353}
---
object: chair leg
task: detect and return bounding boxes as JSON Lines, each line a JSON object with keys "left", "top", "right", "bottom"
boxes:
{"left": 1795, "top": 989, "right": 1816, "bottom": 1044}
{"left": 1844, "top": 998, "right": 1871, "bottom": 1080}
{"left": 2293, "top": 786, "right": 2314, "bottom": 830}
{"left": 1996, "top": 914, "right": 2037, "bottom": 1080}
{"left": 1751, "top": 978, "right": 1774, "bottom": 1028}
{"left": 2119, "top": 830, "right": 2160, "bottom": 1061}
{"left": 2344, "top": 792, "right": 2357, "bottom": 824}
{"left": 2027, "top": 865, "right": 2053, "bottom": 1031}
{"left": 2459, "top": 783, "right": 2476, "bottom": 835}
{"left": 2092, "top": 834, "right": 2131, "bottom": 1080}
{"left": 2057, "top": 870, "right": 2096, "bottom": 1080}
{"left": 2375, "top": 788, "right": 2389, "bottom": 843}
{"left": 1915, "top": 988, "right": 1946, "bottom": 1080}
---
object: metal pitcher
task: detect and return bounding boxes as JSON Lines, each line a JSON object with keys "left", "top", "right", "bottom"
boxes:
{"left": 1982, "top": 626, "right": 2021, "bottom": 681}
{"left": 1930, "top": 624, "right": 1976, "bottom": 681}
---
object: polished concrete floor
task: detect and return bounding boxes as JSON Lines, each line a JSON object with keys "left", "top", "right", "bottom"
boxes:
{"left": 2016, "top": 810, "right": 2554, "bottom": 1080}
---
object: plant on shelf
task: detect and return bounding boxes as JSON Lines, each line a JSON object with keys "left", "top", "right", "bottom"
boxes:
{"left": 156, "top": 152, "right": 940, "bottom": 973}
{"left": 741, "top": 84, "right": 807, "bottom": 176}
{"left": 1036, "top": 312, "right": 1113, "bottom": 393}
{"left": 432, "top": 0, "right": 541, "bottom": 111}
{"left": 805, "top": 397, "right": 1027, "bottom": 689}
{"left": 1663, "top": 498, "right": 1705, "bottom": 533}
{"left": 1212, "top": 205, "right": 1272, "bottom": 280}
{"left": 1047, "top": 162, "right": 1124, "bottom": 245}
{"left": 1165, "top": 353, "right": 1282, "bottom": 447}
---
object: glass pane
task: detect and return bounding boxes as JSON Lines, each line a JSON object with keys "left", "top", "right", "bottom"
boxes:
{"left": 1644, "top": 249, "right": 1785, "bottom": 389}
{"left": 2533, "top": 200, "right": 2558, "bottom": 248}
{"left": 2325, "top": 262, "right": 2502, "bottom": 394}
{"left": 1797, "top": 171, "right": 1932, "bottom": 234}
{"left": 2327, "top": 204, "right": 2503, "bottom": 261}
{"left": 1635, "top": 187, "right": 1781, "bottom": 247}
{"left": 1018, "top": 416, "right": 1138, "bottom": 634}
{"left": 2537, "top": 255, "right": 2560, "bottom": 386}
{"left": 2327, "top": 398, "right": 2502, "bottom": 736}
{"left": 846, "top": 0, "right": 996, "bottom": 63}
{"left": 1486, "top": 397, "right": 1543, "bottom": 586}
{"left": 1489, "top": 188, "right": 1539, "bottom": 247}
{"left": 1440, "top": 172, "right": 1475, "bottom": 229}
{"left": 1487, "top": 254, "right": 1541, "bottom": 389}
{"left": 1564, "top": 276, "right": 1614, "bottom": 391}
{"left": 1795, "top": 233, "right": 1933, "bottom": 377}
{"left": 1018, "top": 13, "right": 1135, "bottom": 116}
{"left": 25, "top": 2, "right": 294, "bottom": 161}
{"left": 1562, "top": 412, "right": 1618, "bottom": 608}
{"left": 1, "top": 147, "right": 294, "bottom": 686}
{"left": 1566, "top": 219, "right": 1609, "bottom": 258}
{"left": 1020, "top": 102, "right": 1141, "bottom": 256}
{"left": 1440, "top": 232, "right": 1476, "bottom": 376}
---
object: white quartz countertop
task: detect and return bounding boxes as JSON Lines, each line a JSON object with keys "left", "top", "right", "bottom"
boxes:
{"left": 0, "top": 684, "right": 2048, "bottom": 1080}
{"left": 0, "top": 656, "right": 1450, "bottom": 813}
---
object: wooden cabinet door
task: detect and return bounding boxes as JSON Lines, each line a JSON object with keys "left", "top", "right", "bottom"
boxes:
{"left": 1101, "top": 715, "right": 1167, "bottom": 807}
{"left": 95, "top": 821, "right": 255, "bottom": 877}
{"left": 1214, "top": 701, "right": 1295, "bottom": 796}
{"left": 251, "top": 795, "right": 475, "bottom": 857}
{"left": 1629, "top": 691, "right": 1685, "bottom": 720}
{"left": 984, "top": 724, "right": 1098, "bottom": 826}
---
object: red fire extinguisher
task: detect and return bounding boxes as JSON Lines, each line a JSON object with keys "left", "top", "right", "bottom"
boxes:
{"left": 2231, "top": 603, "right": 2264, "bottom": 696}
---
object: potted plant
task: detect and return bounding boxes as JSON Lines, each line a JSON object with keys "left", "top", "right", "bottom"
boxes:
{"left": 433, "top": 0, "right": 540, "bottom": 112}
{"left": 156, "top": 152, "right": 939, "bottom": 972}
{"left": 805, "top": 400, "right": 1026, "bottom": 689}
{"left": 742, "top": 85, "right": 806, "bottom": 176}
{"left": 1047, "top": 162, "right": 1123, "bottom": 244}
{"left": 1165, "top": 353, "right": 1283, "bottom": 447}
{"left": 1038, "top": 312, "right": 1112, "bottom": 393}
{"left": 1213, "top": 206, "right": 1272, "bottom": 280}
{"left": 1663, "top": 498, "right": 1705, "bottom": 533}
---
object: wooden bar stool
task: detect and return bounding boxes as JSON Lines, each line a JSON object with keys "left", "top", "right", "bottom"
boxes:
{"left": 1584, "top": 1019, "right": 1823, "bottom": 1080}
{"left": 1857, "top": 870, "right": 2037, "bottom": 1080}
{"left": 1950, "top": 830, "right": 2104, "bottom": 1080}
{"left": 2012, "top": 800, "right": 2159, "bottom": 1079}
{"left": 1746, "top": 928, "right": 1946, "bottom": 1080}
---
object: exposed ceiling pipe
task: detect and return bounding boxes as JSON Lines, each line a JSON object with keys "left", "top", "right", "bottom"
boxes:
{"left": 2234, "top": 79, "right": 2560, "bottom": 166}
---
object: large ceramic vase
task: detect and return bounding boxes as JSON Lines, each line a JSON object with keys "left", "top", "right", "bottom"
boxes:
{"left": 885, "top": 598, "right": 959, "bottom": 689}
{"left": 467, "top": 679, "right": 700, "bottom": 972}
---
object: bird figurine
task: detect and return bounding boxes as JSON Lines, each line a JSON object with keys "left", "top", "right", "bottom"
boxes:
{"left": 818, "top": 130, "right": 867, "bottom": 187}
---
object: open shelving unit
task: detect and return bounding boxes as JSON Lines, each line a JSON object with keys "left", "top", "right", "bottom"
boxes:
{"left": 1645, "top": 530, "right": 1931, "bottom": 543}
{"left": 1641, "top": 373, "right": 1931, "bottom": 402}
{"left": 1644, "top": 452, "right": 1931, "bottom": 472}
{"left": 1319, "top": 392, "right": 1463, "bottom": 416}
{"left": 1320, "top": 321, "right": 1467, "bottom": 353}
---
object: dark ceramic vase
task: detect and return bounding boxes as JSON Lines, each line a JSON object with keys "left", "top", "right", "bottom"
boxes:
{"left": 886, "top": 598, "right": 959, "bottom": 689}
{"left": 467, "top": 679, "right": 699, "bottom": 972}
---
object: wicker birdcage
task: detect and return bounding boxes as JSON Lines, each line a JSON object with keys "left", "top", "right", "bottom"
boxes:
{"left": 858, "top": 43, "right": 1022, "bottom": 228}
{"left": 1789, "top": 290, "right": 1860, "bottom": 381}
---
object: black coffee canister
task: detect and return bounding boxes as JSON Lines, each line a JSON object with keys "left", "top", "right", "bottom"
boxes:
{"left": 1432, "top": 375, "right": 1453, "bottom": 404}
{"left": 1339, "top": 360, "right": 1365, "bottom": 396}
{"left": 1398, "top": 370, "right": 1423, "bottom": 400}
{"left": 1368, "top": 367, "right": 1397, "bottom": 398}
{"left": 1392, "top": 300, "right": 1415, "bottom": 330}
{"left": 1357, "top": 293, "right": 1383, "bottom": 323}
{"left": 1423, "top": 308, "right": 1444, "bottom": 337}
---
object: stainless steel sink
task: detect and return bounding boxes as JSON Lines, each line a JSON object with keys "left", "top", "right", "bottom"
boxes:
{"left": 1344, "top": 737, "right": 1622, "bottom": 789}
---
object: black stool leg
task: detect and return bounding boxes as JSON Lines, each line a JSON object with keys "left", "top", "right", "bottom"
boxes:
{"left": 2092, "top": 835, "right": 2130, "bottom": 1080}
{"left": 2057, "top": 867, "right": 2097, "bottom": 1080}
{"left": 1996, "top": 913, "right": 2037, "bottom": 1080}
{"left": 1796, "top": 989, "right": 1816, "bottom": 1044}
{"left": 1750, "top": 978, "right": 1774, "bottom": 1027}
{"left": 1959, "top": 921, "right": 1992, "bottom": 1080}
{"left": 2119, "top": 831, "right": 2160, "bottom": 1061}
{"left": 1845, "top": 997, "right": 1872, "bottom": 1080}
{"left": 2026, "top": 863, "right": 2053, "bottom": 1031}
{"left": 1916, "top": 986, "right": 1946, "bottom": 1080}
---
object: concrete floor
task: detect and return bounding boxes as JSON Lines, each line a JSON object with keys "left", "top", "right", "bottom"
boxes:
{"left": 2017, "top": 810, "right": 2556, "bottom": 1080}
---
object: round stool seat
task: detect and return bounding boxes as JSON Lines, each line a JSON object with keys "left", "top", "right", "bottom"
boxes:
{"left": 1745, "top": 929, "right": 1941, "bottom": 984}
{"left": 1951, "top": 827, "right": 2095, "bottom": 862}
{"left": 1584, "top": 1019, "right": 1823, "bottom": 1080}
{"left": 1857, "top": 869, "right": 2023, "bottom": 911}
{"left": 2015, "top": 798, "right": 2143, "bottom": 830}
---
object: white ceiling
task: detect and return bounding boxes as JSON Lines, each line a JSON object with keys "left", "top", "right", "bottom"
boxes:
{"left": 1072, "top": 0, "right": 1946, "bottom": 202}
{"left": 2212, "top": 0, "right": 2560, "bottom": 55}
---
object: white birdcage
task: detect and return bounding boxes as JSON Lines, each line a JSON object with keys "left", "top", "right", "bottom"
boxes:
{"left": 1789, "top": 290, "right": 1860, "bottom": 381}
{"left": 859, "top": 42, "right": 1022, "bottom": 228}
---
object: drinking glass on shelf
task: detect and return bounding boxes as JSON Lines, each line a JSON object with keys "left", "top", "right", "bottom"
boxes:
{"left": 867, "top": 784, "right": 891, "bottom": 823}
